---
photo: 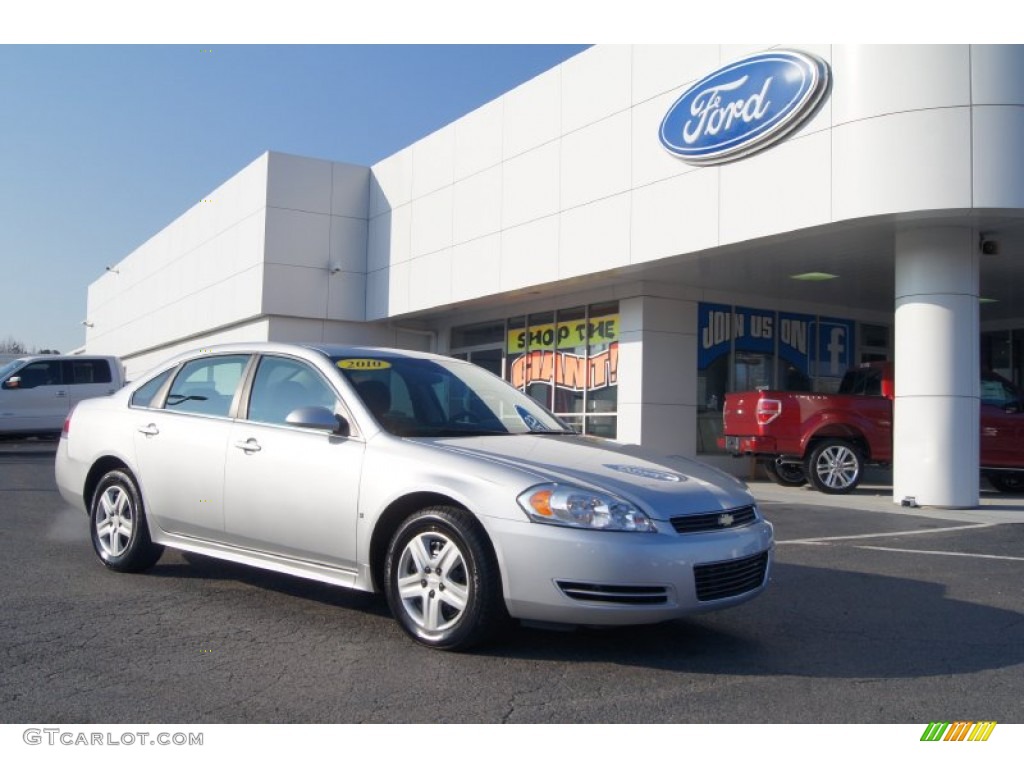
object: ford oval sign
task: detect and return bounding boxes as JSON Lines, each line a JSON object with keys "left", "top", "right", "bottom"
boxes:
{"left": 659, "top": 50, "right": 830, "bottom": 166}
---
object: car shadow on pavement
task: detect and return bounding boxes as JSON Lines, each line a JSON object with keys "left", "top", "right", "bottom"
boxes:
{"left": 145, "top": 551, "right": 391, "bottom": 617}
{"left": 480, "top": 562, "right": 1024, "bottom": 678}
{"left": 0, "top": 448, "right": 58, "bottom": 461}
{"left": 138, "top": 551, "right": 1024, "bottom": 679}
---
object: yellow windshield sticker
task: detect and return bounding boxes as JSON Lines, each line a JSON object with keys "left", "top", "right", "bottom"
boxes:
{"left": 337, "top": 359, "right": 392, "bottom": 370}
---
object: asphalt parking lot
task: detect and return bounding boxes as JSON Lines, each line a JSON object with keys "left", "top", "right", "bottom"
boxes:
{"left": 1, "top": 439, "right": 1022, "bottom": 723}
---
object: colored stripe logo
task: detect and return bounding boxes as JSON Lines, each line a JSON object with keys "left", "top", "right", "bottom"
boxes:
{"left": 921, "top": 721, "right": 997, "bottom": 741}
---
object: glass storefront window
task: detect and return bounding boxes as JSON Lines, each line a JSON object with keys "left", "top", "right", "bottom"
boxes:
{"left": 585, "top": 301, "right": 619, "bottom": 433}
{"left": 451, "top": 319, "right": 504, "bottom": 348}
{"left": 697, "top": 302, "right": 856, "bottom": 453}
{"left": 453, "top": 302, "right": 619, "bottom": 439}
{"left": 523, "top": 311, "right": 555, "bottom": 409}
{"left": 982, "top": 330, "right": 1021, "bottom": 385}
{"left": 553, "top": 306, "right": 586, "bottom": 416}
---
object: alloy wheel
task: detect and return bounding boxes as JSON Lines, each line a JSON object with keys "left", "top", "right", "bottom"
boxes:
{"left": 395, "top": 531, "right": 471, "bottom": 636}
{"left": 94, "top": 485, "right": 135, "bottom": 557}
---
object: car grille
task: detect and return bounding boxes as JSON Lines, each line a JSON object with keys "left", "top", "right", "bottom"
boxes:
{"left": 556, "top": 581, "right": 669, "bottom": 605}
{"left": 670, "top": 504, "right": 758, "bottom": 534}
{"left": 694, "top": 551, "right": 769, "bottom": 602}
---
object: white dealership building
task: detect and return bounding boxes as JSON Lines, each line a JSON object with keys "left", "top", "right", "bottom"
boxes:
{"left": 84, "top": 44, "right": 1024, "bottom": 508}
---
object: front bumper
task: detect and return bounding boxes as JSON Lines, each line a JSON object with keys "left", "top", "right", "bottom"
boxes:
{"left": 486, "top": 514, "right": 774, "bottom": 626}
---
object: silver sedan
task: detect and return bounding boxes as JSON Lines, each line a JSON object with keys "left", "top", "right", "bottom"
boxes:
{"left": 55, "top": 343, "right": 773, "bottom": 650}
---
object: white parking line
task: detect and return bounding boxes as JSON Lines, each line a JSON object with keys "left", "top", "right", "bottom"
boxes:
{"left": 854, "top": 545, "right": 1024, "bottom": 562}
{"left": 778, "top": 522, "right": 996, "bottom": 545}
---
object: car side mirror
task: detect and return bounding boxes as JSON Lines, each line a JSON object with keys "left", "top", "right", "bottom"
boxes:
{"left": 285, "top": 406, "right": 351, "bottom": 436}
{"left": 2, "top": 376, "right": 20, "bottom": 390}
{"left": 332, "top": 414, "right": 351, "bottom": 437}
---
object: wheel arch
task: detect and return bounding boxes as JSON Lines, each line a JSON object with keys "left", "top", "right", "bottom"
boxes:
{"left": 83, "top": 455, "right": 134, "bottom": 511}
{"left": 368, "top": 492, "right": 500, "bottom": 594}
{"left": 803, "top": 424, "right": 871, "bottom": 461}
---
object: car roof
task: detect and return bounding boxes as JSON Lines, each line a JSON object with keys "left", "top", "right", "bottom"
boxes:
{"left": 147, "top": 341, "right": 449, "bottom": 367}
{"left": 3, "top": 354, "right": 118, "bottom": 363}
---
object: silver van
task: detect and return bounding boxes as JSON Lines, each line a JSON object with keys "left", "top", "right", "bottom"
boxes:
{"left": 0, "top": 355, "right": 124, "bottom": 438}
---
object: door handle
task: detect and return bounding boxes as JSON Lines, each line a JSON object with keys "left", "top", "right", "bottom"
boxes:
{"left": 137, "top": 424, "right": 159, "bottom": 436}
{"left": 55, "top": 391, "right": 67, "bottom": 397}
{"left": 234, "top": 438, "right": 262, "bottom": 453}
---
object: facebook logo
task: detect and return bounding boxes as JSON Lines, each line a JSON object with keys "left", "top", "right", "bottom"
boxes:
{"left": 827, "top": 327, "right": 846, "bottom": 375}
{"left": 814, "top": 319, "right": 855, "bottom": 377}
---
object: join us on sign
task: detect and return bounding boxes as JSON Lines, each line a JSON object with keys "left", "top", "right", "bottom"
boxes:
{"left": 702, "top": 310, "right": 809, "bottom": 354}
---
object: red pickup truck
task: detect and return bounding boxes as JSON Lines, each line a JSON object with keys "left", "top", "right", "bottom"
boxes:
{"left": 721, "top": 362, "right": 1024, "bottom": 494}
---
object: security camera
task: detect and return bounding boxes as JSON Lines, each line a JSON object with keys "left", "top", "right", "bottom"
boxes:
{"left": 981, "top": 238, "right": 999, "bottom": 256}
{"left": 329, "top": 261, "right": 342, "bottom": 274}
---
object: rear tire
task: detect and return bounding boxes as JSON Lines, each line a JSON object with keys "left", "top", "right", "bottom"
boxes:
{"left": 761, "top": 459, "right": 806, "bottom": 487}
{"left": 805, "top": 439, "right": 863, "bottom": 495}
{"left": 384, "top": 506, "right": 508, "bottom": 651}
{"left": 90, "top": 469, "right": 164, "bottom": 572}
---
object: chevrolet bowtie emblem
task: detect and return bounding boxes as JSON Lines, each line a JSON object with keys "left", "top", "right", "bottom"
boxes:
{"left": 717, "top": 513, "right": 735, "bottom": 527}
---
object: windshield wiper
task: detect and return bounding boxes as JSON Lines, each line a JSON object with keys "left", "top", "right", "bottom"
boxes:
{"left": 165, "top": 393, "right": 209, "bottom": 406}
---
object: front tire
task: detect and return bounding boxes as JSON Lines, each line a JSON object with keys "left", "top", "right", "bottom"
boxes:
{"left": 805, "top": 439, "right": 864, "bottom": 495}
{"left": 762, "top": 458, "right": 806, "bottom": 487}
{"left": 384, "top": 506, "right": 507, "bottom": 651}
{"left": 90, "top": 469, "right": 164, "bottom": 572}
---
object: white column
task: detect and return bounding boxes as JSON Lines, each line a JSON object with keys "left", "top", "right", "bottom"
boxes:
{"left": 893, "top": 227, "right": 980, "bottom": 508}
{"left": 617, "top": 295, "right": 699, "bottom": 457}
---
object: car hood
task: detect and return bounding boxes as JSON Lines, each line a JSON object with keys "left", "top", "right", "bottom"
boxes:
{"left": 416, "top": 434, "right": 753, "bottom": 520}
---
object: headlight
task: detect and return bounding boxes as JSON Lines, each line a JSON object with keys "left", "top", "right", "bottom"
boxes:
{"left": 517, "top": 483, "right": 656, "bottom": 532}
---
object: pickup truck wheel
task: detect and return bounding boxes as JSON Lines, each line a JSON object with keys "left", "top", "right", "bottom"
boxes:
{"left": 762, "top": 459, "right": 806, "bottom": 487}
{"left": 805, "top": 439, "right": 863, "bottom": 494}
{"left": 988, "top": 472, "right": 1024, "bottom": 494}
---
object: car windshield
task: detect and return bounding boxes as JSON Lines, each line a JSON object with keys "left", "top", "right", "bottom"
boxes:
{"left": 331, "top": 354, "right": 573, "bottom": 437}
{"left": 0, "top": 359, "right": 25, "bottom": 380}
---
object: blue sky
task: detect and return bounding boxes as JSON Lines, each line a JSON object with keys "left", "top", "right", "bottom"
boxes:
{"left": 0, "top": 44, "right": 589, "bottom": 354}
{"left": 0, "top": 0, "right": 999, "bottom": 356}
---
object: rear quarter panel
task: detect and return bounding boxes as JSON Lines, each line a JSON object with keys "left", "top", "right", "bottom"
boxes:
{"left": 796, "top": 395, "right": 893, "bottom": 461}
{"left": 56, "top": 396, "right": 139, "bottom": 513}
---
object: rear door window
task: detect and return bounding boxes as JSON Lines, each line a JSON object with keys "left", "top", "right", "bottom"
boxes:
{"left": 165, "top": 355, "right": 249, "bottom": 417}
{"left": 839, "top": 368, "right": 882, "bottom": 396}
{"left": 62, "top": 359, "right": 112, "bottom": 385}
